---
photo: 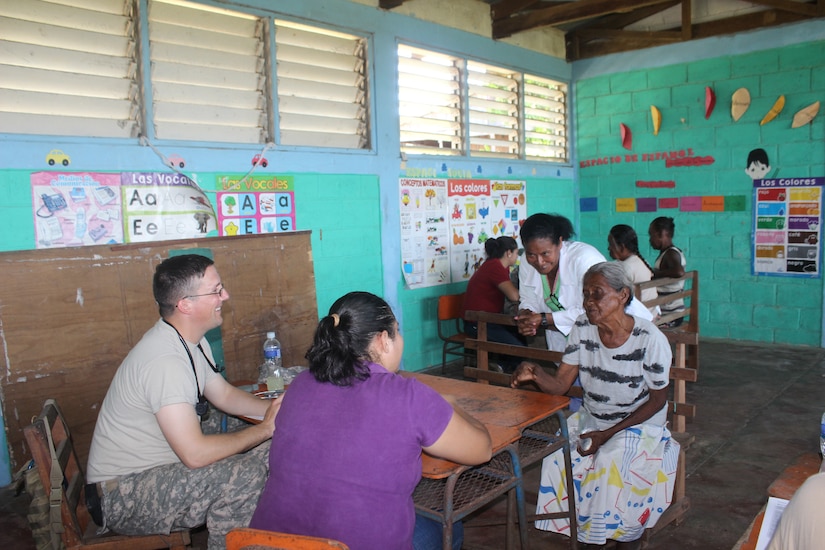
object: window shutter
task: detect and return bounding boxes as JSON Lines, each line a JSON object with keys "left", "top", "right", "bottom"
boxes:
{"left": 523, "top": 74, "right": 568, "bottom": 161}
{"left": 148, "top": 0, "right": 266, "bottom": 143}
{"left": 398, "top": 44, "right": 462, "bottom": 156}
{"left": 467, "top": 61, "right": 519, "bottom": 159}
{"left": 275, "top": 20, "right": 369, "bottom": 149}
{"left": 0, "top": 0, "right": 140, "bottom": 138}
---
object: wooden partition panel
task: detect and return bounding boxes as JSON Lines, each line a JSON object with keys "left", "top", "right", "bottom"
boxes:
{"left": 0, "top": 231, "right": 317, "bottom": 470}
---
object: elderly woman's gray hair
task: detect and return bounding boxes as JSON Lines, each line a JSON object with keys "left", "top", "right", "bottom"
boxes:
{"left": 584, "top": 262, "right": 633, "bottom": 306}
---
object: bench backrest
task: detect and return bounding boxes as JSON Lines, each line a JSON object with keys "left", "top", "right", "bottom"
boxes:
{"left": 463, "top": 310, "right": 694, "bottom": 433}
{"left": 635, "top": 270, "right": 699, "bottom": 338}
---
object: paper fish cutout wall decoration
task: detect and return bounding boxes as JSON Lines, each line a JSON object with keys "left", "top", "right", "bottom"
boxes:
{"left": 705, "top": 87, "right": 716, "bottom": 119}
{"left": 651, "top": 106, "right": 662, "bottom": 135}
{"left": 792, "top": 101, "right": 820, "bottom": 128}
{"left": 731, "top": 88, "right": 750, "bottom": 122}
{"left": 620, "top": 123, "right": 632, "bottom": 150}
{"left": 760, "top": 95, "right": 785, "bottom": 125}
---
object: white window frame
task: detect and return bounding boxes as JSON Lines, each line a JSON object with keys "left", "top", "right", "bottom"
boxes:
{"left": 398, "top": 43, "right": 568, "bottom": 163}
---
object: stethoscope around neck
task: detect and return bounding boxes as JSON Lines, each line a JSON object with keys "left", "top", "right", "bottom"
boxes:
{"left": 162, "top": 319, "right": 224, "bottom": 418}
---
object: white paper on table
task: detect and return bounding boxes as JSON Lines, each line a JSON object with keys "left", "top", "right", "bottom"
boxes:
{"left": 755, "top": 496, "right": 790, "bottom": 550}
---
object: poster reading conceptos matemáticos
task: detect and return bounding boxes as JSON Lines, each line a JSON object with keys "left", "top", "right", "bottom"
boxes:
{"left": 400, "top": 178, "right": 527, "bottom": 289}
{"left": 753, "top": 177, "right": 823, "bottom": 277}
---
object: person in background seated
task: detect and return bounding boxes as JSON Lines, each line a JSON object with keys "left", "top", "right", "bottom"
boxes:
{"left": 462, "top": 235, "right": 526, "bottom": 372}
{"left": 511, "top": 262, "right": 680, "bottom": 549}
{"left": 648, "top": 216, "right": 687, "bottom": 327}
{"left": 766, "top": 469, "right": 825, "bottom": 550}
{"left": 608, "top": 224, "right": 658, "bottom": 317}
{"left": 516, "top": 214, "right": 651, "bottom": 410}
{"left": 87, "top": 254, "right": 280, "bottom": 550}
{"left": 250, "top": 291, "right": 492, "bottom": 550}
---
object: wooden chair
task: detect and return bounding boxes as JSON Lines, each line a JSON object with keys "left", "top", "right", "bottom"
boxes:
{"left": 226, "top": 528, "right": 349, "bottom": 549}
{"left": 436, "top": 292, "right": 474, "bottom": 373}
{"left": 23, "top": 398, "right": 191, "bottom": 550}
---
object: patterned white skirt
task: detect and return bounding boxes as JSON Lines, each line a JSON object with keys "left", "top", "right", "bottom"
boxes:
{"left": 534, "top": 411, "right": 680, "bottom": 544}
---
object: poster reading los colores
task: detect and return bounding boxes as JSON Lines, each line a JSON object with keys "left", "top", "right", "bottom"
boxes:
{"left": 400, "top": 178, "right": 527, "bottom": 289}
{"left": 753, "top": 177, "right": 823, "bottom": 277}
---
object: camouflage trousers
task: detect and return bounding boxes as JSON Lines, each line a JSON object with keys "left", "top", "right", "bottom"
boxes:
{"left": 101, "top": 410, "right": 269, "bottom": 550}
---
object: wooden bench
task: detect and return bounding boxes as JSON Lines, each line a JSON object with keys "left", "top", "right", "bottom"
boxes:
{"left": 635, "top": 270, "right": 699, "bottom": 374}
{"left": 462, "top": 310, "right": 695, "bottom": 536}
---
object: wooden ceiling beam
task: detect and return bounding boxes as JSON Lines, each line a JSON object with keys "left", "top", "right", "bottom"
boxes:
{"left": 493, "top": 0, "right": 676, "bottom": 38}
{"left": 491, "top": 0, "right": 547, "bottom": 22}
{"left": 567, "top": 8, "right": 815, "bottom": 60}
{"left": 379, "top": 0, "right": 407, "bottom": 9}
{"left": 746, "top": 0, "right": 821, "bottom": 17}
{"left": 682, "top": 0, "right": 692, "bottom": 40}
{"left": 571, "top": 1, "right": 681, "bottom": 31}
{"left": 685, "top": 9, "right": 809, "bottom": 39}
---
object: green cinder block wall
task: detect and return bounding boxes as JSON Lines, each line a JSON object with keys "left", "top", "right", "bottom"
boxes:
{"left": 576, "top": 40, "right": 825, "bottom": 346}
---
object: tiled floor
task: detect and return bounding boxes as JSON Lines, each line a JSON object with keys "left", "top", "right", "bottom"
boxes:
{"left": 1, "top": 338, "right": 823, "bottom": 549}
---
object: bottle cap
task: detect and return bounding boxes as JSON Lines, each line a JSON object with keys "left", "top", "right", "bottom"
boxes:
{"left": 267, "top": 331, "right": 275, "bottom": 338}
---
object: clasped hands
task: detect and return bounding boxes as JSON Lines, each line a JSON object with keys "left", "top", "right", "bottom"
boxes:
{"left": 514, "top": 308, "right": 544, "bottom": 336}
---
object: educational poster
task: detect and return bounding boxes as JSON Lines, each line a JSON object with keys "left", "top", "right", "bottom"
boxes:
{"left": 400, "top": 178, "right": 450, "bottom": 288}
{"left": 32, "top": 172, "right": 124, "bottom": 248}
{"left": 400, "top": 178, "right": 527, "bottom": 289}
{"left": 753, "top": 177, "right": 823, "bottom": 277}
{"left": 215, "top": 174, "right": 296, "bottom": 236}
{"left": 122, "top": 172, "right": 217, "bottom": 243}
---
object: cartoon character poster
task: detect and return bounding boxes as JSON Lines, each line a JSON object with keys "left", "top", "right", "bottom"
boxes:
{"left": 400, "top": 178, "right": 527, "bottom": 289}
{"left": 753, "top": 177, "right": 823, "bottom": 277}
{"left": 32, "top": 172, "right": 124, "bottom": 248}
{"left": 215, "top": 174, "right": 296, "bottom": 236}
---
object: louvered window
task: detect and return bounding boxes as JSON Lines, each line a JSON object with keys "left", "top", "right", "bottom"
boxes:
{"left": 275, "top": 21, "right": 369, "bottom": 149}
{"left": 524, "top": 74, "right": 567, "bottom": 161}
{"left": 397, "top": 45, "right": 568, "bottom": 162}
{"left": 398, "top": 45, "right": 462, "bottom": 155}
{"left": 148, "top": 0, "right": 266, "bottom": 143}
{"left": 468, "top": 61, "right": 519, "bottom": 159}
{"left": 0, "top": 0, "right": 140, "bottom": 138}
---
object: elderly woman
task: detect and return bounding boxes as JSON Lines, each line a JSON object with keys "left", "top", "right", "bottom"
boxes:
{"left": 512, "top": 262, "right": 680, "bottom": 549}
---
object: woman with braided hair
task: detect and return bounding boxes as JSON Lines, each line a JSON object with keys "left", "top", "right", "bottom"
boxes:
{"left": 607, "top": 224, "right": 658, "bottom": 316}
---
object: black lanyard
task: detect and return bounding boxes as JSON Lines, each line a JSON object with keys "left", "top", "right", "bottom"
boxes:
{"left": 162, "top": 319, "right": 223, "bottom": 417}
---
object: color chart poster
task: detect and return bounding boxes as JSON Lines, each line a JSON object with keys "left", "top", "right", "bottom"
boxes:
{"left": 753, "top": 177, "right": 823, "bottom": 277}
{"left": 215, "top": 174, "right": 296, "bottom": 236}
{"left": 399, "top": 178, "right": 526, "bottom": 289}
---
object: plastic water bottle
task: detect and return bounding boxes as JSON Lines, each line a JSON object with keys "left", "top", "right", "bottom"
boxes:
{"left": 258, "top": 331, "right": 283, "bottom": 392}
{"left": 820, "top": 412, "right": 825, "bottom": 457}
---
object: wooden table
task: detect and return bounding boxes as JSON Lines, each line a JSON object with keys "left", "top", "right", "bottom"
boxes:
{"left": 404, "top": 372, "right": 569, "bottom": 550}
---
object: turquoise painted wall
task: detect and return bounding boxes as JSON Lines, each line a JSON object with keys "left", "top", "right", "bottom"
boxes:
{"left": 575, "top": 38, "right": 825, "bottom": 346}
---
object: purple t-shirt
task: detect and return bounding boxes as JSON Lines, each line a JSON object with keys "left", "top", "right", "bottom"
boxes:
{"left": 250, "top": 362, "right": 454, "bottom": 549}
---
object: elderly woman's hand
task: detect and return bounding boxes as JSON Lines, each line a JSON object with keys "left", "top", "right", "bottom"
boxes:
{"left": 510, "top": 361, "right": 540, "bottom": 388}
{"left": 578, "top": 429, "right": 608, "bottom": 456}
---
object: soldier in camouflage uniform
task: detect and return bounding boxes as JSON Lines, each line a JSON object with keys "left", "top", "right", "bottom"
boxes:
{"left": 87, "top": 255, "right": 280, "bottom": 549}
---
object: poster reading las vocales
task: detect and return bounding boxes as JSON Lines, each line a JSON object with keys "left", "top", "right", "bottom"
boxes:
{"left": 753, "top": 177, "right": 823, "bottom": 277}
{"left": 400, "top": 178, "right": 527, "bottom": 289}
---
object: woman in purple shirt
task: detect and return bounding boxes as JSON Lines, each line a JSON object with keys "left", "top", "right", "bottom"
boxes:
{"left": 250, "top": 291, "right": 491, "bottom": 549}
